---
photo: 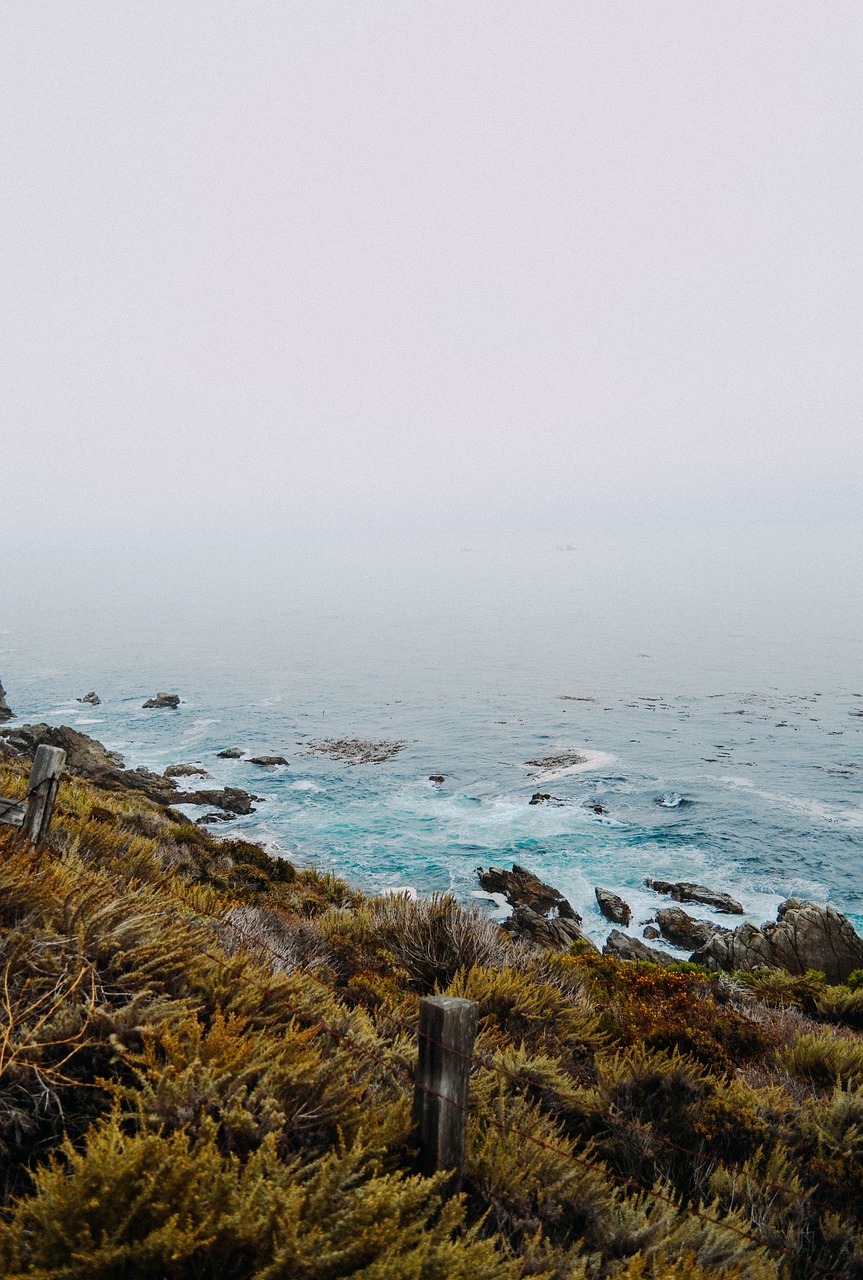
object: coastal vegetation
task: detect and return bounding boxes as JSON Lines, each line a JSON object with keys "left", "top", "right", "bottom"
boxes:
{"left": 0, "top": 750, "right": 862, "bottom": 1277}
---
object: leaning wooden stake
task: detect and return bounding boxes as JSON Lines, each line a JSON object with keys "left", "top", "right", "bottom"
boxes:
{"left": 413, "top": 994, "right": 478, "bottom": 1185}
{"left": 24, "top": 745, "right": 66, "bottom": 844}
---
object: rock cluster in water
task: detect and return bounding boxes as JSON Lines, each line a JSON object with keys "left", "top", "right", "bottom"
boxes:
{"left": 0, "top": 681, "right": 12, "bottom": 724}
{"left": 655, "top": 906, "right": 729, "bottom": 949}
{"left": 476, "top": 863, "right": 597, "bottom": 951}
{"left": 603, "top": 930, "right": 673, "bottom": 965}
{"left": 474, "top": 861, "right": 863, "bottom": 983}
{"left": 303, "top": 738, "right": 409, "bottom": 765}
{"left": 164, "top": 763, "right": 210, "bottom": 779}
{"left": 693, "top": 897, "right": 863, "bottom": 984}
{"left": 142, "top": 692, "right": 181, "bottom": 709}
{"left": 645, "top": 878, "right": 744, "bottom": 914}
{"left": 595, "top": 887, "right": 632, "bottom": 926}
{"left": 77, "top": 691, "right": 101, "bottom": 705}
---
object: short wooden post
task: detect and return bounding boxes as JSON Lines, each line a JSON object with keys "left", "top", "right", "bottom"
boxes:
{"left": 24, "top": 745, "right": 66, "bottom": 844}
{"left": 413, "top": 995, "right": 478, "bottom": 1184}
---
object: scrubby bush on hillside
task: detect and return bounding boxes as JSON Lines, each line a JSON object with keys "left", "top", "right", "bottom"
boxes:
{"left": 1, "top": 752, "right": 863, "bottom": 1277}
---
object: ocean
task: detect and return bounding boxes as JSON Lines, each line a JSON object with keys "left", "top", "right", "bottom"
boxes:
{"left": 2, "top": 520, "right": 862, "bottom": 946}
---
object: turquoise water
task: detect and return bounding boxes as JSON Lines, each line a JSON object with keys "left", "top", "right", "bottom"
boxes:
{"left": 3, "top": 526, "right": 862, "bottom": 946}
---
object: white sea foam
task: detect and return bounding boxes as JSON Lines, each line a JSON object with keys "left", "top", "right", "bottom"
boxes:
{"left": 291, "top": 780, "right": 322, "bottom": 792}
{"left": 531, "top": 749, "right": 617, "bottom": 782}
{"left": 721, "top": 777, "right": 863, "bottom": 829}
{"left": 471, "top": 889, "right": 512, "bottom": 919}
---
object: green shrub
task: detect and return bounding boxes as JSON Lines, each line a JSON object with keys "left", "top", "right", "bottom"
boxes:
{"left": 779, "top": 1032, "right": 863, "bottom": 1089}
{"left": 0, "top": 1116, "right": 520, "bottom": 1280}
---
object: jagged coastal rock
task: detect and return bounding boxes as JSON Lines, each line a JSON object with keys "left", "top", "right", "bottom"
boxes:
{"left": 173, "top": 786, "right": 259, "bottom": 815}
{"left": 603, "top": 929, "right": 673, "bottom": 965}
{"left": 0, "top": 681, "right": 13, "bottom": 723}
{"left": 428, "top": 774, "right": 446, "bottom": 783}
{"left": 217, "top": 748, "right": 245, "bottom": 759}
{"left": 2, "top": 723, "right": 125, "bottom": 774}
{"left": 595, "top": 887, "right": 632, "bottom": 926}
{"left": 476, "top": 863, "right": 597, "bottom": 951}
{"left": 164, "top": 763, "right": 211, "bottom": 779}
{"left": 248, "top": 755, "right": 289, "bottom": 767}
{"left": 692, "top": 898, "right": 863, "bottom": 983}
{"left": 142, "top": 692, "right": 181, "bottom": 709}
{"left": 529, "top": 791, "right": 566, "bottom": 805}
{"left": 655, "top": 906, "right": 729, "bottom": 950}
{"left": 645, "top": 877, "right": 744, "bottom": 915}
{"left": 77, "top": 691, "right": 101, "bottom": 705}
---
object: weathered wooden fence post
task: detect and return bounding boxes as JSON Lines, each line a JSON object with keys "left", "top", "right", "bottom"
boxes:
{"left": 24, "top": 745, "right": 66, "bottom": 844}
{"left": 413, "top": 994, "right": 478, "bottom": 1185}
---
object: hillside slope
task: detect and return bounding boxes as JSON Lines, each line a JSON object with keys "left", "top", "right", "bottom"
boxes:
{"left": 0, "top": 748, "right": 862, "bottom": 1279}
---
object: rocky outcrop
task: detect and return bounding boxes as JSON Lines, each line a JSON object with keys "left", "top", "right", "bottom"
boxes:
{"left": 77, "top": 692, "right": 101, "bottom": 705}
{"left": 0, "top": 681, "right": 13, "bottom": 723}
{"left": 643, "top": 925, "right": 660, "bottom": 940}
{"left": 304, "top": 738, "right": 408, "bottom": 765}
{"left": 248, "top": 755, "right": 289, "bottom": 767}
{"left": 2, "top": 723, "right": 124, "bottom": 774}
{"left": 477, "top": 863, "right": 597, "bottom": 952}
{"left": 655, "top": 906, "right": 729, "bottom": 950}
{"left": 2, "top": 722, "right": 177, "bottom": 803}
{"left": 428, "top": 774, "right": 446, "bottom": 783}
{"left": 692, "top": 898, "right": 863, "bottom": 984}
{"left": 595, "top": 887, "right": 632, "bottom": 926}
{"left": 142, "top": 693, "right": 181, "bottom": 709}
{"left": 645, "top": 878, "right": 744, "bottom": 915}
{"left": 478, "top": 863, "right": 580, "bottom": 922}
{"left": 173, "top": 786, "right": 258, "bottom": 815}
{"left": 505, "top": 905, "right": 597, "bottom": 951}
{"left": 217, "top": 748, "right": 245, "bottom": 759}
{"left": 604, "top": 930, "right": 673, "bottom": 966}
{"left": 164, "top": 763, "right": 211, "bottom": 779}
{"left": 529, "top": 792, "right": 566, "bottom": 805}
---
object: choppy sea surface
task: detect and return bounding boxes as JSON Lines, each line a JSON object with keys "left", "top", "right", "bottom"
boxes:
{"left": 2, "top": 525, "right": 862, "bottom": 947}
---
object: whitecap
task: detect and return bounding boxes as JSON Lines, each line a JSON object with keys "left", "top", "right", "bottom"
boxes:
{"left": 291, "top": 780, "right": 323, "bottom": 792}
{"left": 471, "top": 889, "right": 512, "bottom": 919}
{"left": 721, "top": 777, "right": 863, "bottom": 829}
{"left": 531, "top": 749, "right": 617, "bottom": 782}
{"left": 654, "top": 792, "right": 692, "bottom": 809}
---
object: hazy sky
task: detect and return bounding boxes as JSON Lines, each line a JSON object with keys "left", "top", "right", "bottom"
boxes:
{"left": 3, "top": 3, "right": 861, "bottom": 534}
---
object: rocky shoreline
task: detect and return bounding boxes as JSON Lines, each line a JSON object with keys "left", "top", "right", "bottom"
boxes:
{"left": 2, "top": 688, "right": 862, "bottom": 985}
{"left": 0, "top": 722, "right": 260, "bottom": 819}
{"left": 476, "top": 859, "right": 863, "bottom": 983}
